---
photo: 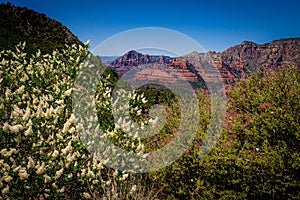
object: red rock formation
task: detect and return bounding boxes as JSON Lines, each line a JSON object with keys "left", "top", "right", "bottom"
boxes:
{"left": 108, "top": 38, "right": 300, "bottom": 88}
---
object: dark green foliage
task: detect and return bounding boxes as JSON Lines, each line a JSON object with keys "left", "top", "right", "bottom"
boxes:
{"left": 0, "top": 3, "right": 83, "bottom": 55}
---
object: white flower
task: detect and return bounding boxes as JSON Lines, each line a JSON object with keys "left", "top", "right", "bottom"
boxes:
{"left": 4, "top": 175, "right": 13, "bottom": 183}
{"left": 24, "top": 126, "right": 32, "bottom": 136}
{"left": 13, "top": 166, "right": 21, "bottom": 172}
{"left": 69, "top": 114, "right": 76, "bottom": 124}
{"left": 64, "top": 88, "right": 72, "bottom": 96}
{"left": 11, "top": 105, "right": 22, "bottom": 119}
{"left": 58, "top": 186, "right": 65, "bottom": 193}
{"left": 27, "top": 157, "right": 35, "bottom": 169}
{"left": 0, "top": 149, "right": 7, "bottom": 156}
{"left": 52, "top": 150, "right": 59, "bottom": 158}
{"left": 62, "top": 121, "right": 71, "bottom": 134}
{"left": 67, "top": 173, "right": 73, "bottom": 179}
{"left": 2, "top": 122, "right": 9, "bottom": 132}
{"left": 1, "top": 185, "right": 9, "bottom": 195}
{"left": 66, "top": 153, "right": 76, "bottom": 163}
{"left": 76, "top": 56, "right": 80, "bottom": 63}
{"left": 19, "top": 169, "right": 29, "bottom": 180}
{"left": 5, "top": 88, "right": 11, "bottom": 98}
{"left": 36, "top": 106, "right": 44, "bottom": 118}
{"left": 16, "top": 85, "right": 25, "bottom": 94}
{"left": 54, "top": 168, "right": 64, "bottom": 180}
{"left": 69, "top": 127, "right": 76, "bottom": 134}
{"left": 55, "top": 99, "right": 64, "bottom": 105}
{"left": 33, "top": 97, "right": 39, "bottom": 105}
{"left": 84, "top": 40, "right": 90, "bottom": 46}
{"left": 130, "top": 185, "right": 137, "bottom": 193}
{"left": 52, "top": 183, "right": 57, "bottom": 188}
{"left": 136, "top": 109, "right": 142, "bottom": 116}
{"left": 56, "top": 134, "right": 64, "bottom": 141}
{"left": 36, "top": 162, "right": 46, "bottom": 175}
{"left": 112, "top": 169, "right": 118, "bottom": 177}
{"left": 3, "top": 163, "right": 10, "bottom": 170}
{"left": 2, "top": 148, "right": 17, "bottom": 157}
{"left": 61, "top": 142, "right": 72, "bottom": 156}
{"left": 81, "top": 169, "right": 86, "bottom": 177}
{"left": 121, "top": 173, "right": 129, "bottom": 180}
{"left": 44, "top": 174, "right": 51, "bottom": 183}
{"left": 36, "top": 49, "right": 41, "bottom": 58}
{"left": 23, "top": 107, "right": 31, "bottom": 121}
{"left": 9, "top": 124, "right": 23, "bottom": 133}
{"left": 45, "top": 108, "right": 51, "bottom": 118}
{"left": 83, "top": 192, "right": 91, "bottom": 199}
{"left": 87, "top": 170, "right": 95, "bottom": 179}
{"left": 105, "top": 180, "right": 111, "bottom": 185}
{"left": 142, "top": 97, "right": 147, "bottom": 104}
{"left": 92, "top": 179, "right": 99, "bottom": 185}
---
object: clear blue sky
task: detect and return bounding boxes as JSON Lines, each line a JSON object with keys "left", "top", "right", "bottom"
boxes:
{"left": 3, "top": 0, "right": 300, "bottom": 53}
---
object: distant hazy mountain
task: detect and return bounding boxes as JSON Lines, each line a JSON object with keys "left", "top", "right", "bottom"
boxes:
{"left": 100, "top": 56, "right": 119, "bottom": 65}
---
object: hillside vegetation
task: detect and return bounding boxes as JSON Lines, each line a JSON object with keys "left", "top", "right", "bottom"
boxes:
{"left": 0, "top": 2, "right": 83, "bottom": 55}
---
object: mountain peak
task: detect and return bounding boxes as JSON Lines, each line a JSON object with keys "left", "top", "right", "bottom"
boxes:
{"left": 185, "top": 51, "right": 200, "bottom": 57}
{"left": 126, "top": 50, "right": 141, "bottom": 55}
{"left": 241, "top": 41, "right": 257, "bottom": 45}
{"left": 109, "top": 50, "right": 172, "bottom": 73}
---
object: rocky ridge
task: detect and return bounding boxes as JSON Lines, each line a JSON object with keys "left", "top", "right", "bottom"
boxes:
{"left": 108, "top": 38, "right": 300, "bottom": 88}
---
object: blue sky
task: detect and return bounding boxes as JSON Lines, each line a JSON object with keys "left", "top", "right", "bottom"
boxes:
{"left": 3, "top": 0, "right": 300, "bottom": 55}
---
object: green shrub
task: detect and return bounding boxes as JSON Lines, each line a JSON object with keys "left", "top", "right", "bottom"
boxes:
{"left": 152, "top": 67, "right": 300, "bottom": 199}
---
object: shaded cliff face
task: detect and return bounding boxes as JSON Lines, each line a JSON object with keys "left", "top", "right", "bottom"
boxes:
{"left": 0, "top": 3, "right": 83, "bottom": 54}
{"left": 108, "top": 38, "right": 300, "bottom": 88}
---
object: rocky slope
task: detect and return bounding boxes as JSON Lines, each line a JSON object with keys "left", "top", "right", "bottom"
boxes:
{"left": 204, "top": 38, "right": 300, "bottom": 83}
{"left": 109, "top": 50, "right": 171, "bottom": 75}
{"left": 109, "top": 50, "right": 206, "bottom": 88}
{"left": 109, "top": 38, "right": 300, "bottom": 88}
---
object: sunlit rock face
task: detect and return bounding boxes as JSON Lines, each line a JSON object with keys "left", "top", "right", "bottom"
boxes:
{"left": 108, "top": 38, "right": 300, "bottom": 88}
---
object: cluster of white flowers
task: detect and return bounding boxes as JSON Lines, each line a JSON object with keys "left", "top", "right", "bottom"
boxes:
{"left": 93, "top": 76, "right": 150, "bottom": 162}
{"left": 0, "top": 43, "right": 152, "bottom": 199}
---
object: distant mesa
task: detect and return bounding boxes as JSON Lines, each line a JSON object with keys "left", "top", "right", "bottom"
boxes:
{"left": 105, "top": 50, "right": 206, "bottom": 89}
{"left": 109, "top": 50, "right": 172, "bottom": 67}
{"left": 106, "top": 38, "right": 300, "bottom": 88}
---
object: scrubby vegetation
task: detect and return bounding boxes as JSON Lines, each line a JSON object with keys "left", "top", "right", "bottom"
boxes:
{"left": 0, "top": 2, "right": 83, "bottom": 55}
{"left": 152, "top": 67, "right": 300, "bottom": 199}
{"left": 0, "top": 43, "right": 299, "bottom": 199}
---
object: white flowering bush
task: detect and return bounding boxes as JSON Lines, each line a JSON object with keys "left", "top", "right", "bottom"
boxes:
{"left": 0, "top": 43, "right": 155, "bottom": 199}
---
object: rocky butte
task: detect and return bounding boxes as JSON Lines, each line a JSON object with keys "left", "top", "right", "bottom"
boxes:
{"left": 107, "top": 38, "right": 300, "bottom": 89}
